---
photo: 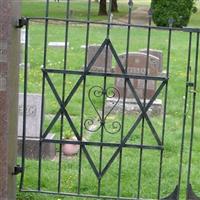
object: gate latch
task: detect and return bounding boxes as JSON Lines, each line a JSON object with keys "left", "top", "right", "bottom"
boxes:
{"left": 12, "top": 165, "right": 23, "bottom": 175}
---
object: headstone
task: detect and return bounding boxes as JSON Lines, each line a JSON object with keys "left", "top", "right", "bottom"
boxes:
{"left": 115, "top": 52, "right": 160, "bottom": 99}
{"left": 48, "top": 42, "right": 69, "bottom": 48}
{"left": 86, "top": 44, "right": 112, "bottom": 72}
{"left": 139, "top": 49, "right": 163, "bottom": 73}
{"left": 17, "top": 93, "right": 56, "bottom": 159}
{"left": 18, "top": 93, "right": 42, "bottom": 138}
{"left": 105, "top": 52, "right": 163, "bottom": 115}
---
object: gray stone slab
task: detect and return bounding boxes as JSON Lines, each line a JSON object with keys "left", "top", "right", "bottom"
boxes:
{"left": 139, "top": 49, "right": 163, "bottom": 72}
{"left": 115, "top": 52, "right": 160, "bottom": 100}
{"left": 17, "top": 133, "right": 56, "bottom": 159}
{"left": 18, "top": 93, "right": 42, "bottom": 138}
{"left": 86, "top": 44, "right": 112, "bottom": 72}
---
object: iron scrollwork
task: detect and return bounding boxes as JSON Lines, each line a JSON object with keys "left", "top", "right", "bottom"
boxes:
{"left": 84, "top": 86, "right": 121, "bottom": 134}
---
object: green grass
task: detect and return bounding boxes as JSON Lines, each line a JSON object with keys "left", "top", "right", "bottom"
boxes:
{"left": 17, "top": 1, "right": 200, "bottom": 199}
{"left": 21, "top": 0, "right": 130, "bottom": 21}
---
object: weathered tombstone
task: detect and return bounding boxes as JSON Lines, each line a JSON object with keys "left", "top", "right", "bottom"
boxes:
{"left": 115, "top": 52, "right": 160, "bottom": 99}
{"left": 17, "top": 93, "right": 56, "bottom": 159}
{"left": 86, "top": 44, "right": 112, "bottom": 72}
{"left": 139, "top": 49, "right": 163, "bottom": 73}
{"left": 105, "top": 52, "right": 162, "bottom": 115}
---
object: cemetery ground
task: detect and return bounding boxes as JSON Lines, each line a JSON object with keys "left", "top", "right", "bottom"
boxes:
{"left": 17, "top": 1, "right": 200, "bottom": 200}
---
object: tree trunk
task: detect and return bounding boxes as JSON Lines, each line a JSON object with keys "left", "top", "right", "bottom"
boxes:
{"left": 111, "top": 0, "right": 118, "bottom": 12}
{"left": 98, "top": 0, "right": 107, "bottom": 15}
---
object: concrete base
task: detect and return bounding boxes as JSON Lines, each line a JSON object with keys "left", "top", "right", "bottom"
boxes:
{"left": 17, "top": 133, "right": 56, "bottom": 160}
{"left": 105, "top": 98, "right": 163, "bottom": 116}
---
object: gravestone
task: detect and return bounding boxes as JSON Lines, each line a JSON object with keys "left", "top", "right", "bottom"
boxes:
{"left": 17, "top": 93, "right": 56, "bottom": 159}
{"left": 86, "top": 44, "right": 112, "bottom": 72}
{"left": 139, "top": 49, "right": 163, "bottom": 73}
{"left": 105, "top": 52, "right": 162, "bottom": 115}
{"left": 115, "top": 52, "right": 160, "bottom": 99}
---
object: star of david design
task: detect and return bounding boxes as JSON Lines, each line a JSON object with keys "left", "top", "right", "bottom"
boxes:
{"left": 41, "top": 38, "right": 167, "bottom": 179}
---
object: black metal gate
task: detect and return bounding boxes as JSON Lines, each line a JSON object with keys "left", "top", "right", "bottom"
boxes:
{"left": 17, "top": 0, "right": 200, "bottom": 199}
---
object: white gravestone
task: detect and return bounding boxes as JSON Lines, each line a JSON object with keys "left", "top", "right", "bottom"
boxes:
{"left": 17, "top": 93, "right": 56, "bottom": 159}
{"left": 18, "top": 93, "right": 42, "bottom": 138}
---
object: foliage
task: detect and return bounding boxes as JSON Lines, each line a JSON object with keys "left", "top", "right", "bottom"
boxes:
{"left": 151, "top": 0, "right": 196, "bottom": 27}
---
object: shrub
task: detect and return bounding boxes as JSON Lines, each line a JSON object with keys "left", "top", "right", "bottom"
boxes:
{"left": 151, "top": 0, "right": 195, "bottom": 27}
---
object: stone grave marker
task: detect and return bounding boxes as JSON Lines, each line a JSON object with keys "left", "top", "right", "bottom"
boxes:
{"left": 139, "top": 49, "right": 163, "bottom": 73}
{"left": 86, "top": 44, "right": 112, "bottom": 72}
{"left": 115, "top": 52, "right": 160, "bottom": 99}
{"left": 105, "top": 52, "right": 162, "bottom": 115}
{"left": 17, "top": 93, "right": 56, "bottom": 159}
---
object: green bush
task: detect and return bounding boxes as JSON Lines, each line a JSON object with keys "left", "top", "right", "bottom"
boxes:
{"left": 151, "top": 0, "right": 195, "bottom": 27}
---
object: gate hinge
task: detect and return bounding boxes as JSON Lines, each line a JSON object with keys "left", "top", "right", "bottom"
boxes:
{"left": 12, "top": 165, "right": 23, "bottom": 175}
{"left": 16, "top": 18, "right": 27, "bottom": 28}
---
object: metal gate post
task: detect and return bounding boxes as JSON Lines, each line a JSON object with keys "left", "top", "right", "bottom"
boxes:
{"left": 0, "top": 0, "right": 20, "bottom": 199}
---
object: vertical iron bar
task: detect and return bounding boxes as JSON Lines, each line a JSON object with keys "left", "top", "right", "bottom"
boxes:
{"left": 57, "top": 0, "right": 71, "bottom": 193}
{"left": 20, "top": 19, "right": 29, "bottom": 190}
{"left": 177, "top": 32, "right": 193, "bottom": 199}
{"left": 157, "top": 22, "right": 173, "bottom": 199}
{"left": 77, "top": 0, "right": 92, "bottom": 194}
{"left": 186, "top": 32, "right": 199, "bottom": 198}
{"left": 137, "top": 11, "right": 152, "bottom": 199}
{"left": 98, "top": 0, "right": 113, "bottom": 196}
{"left": 38, "top": 0, "right": 50, "bottom": 191}
{"left": 117, "top": 0, "right": 133, "bottom": 198}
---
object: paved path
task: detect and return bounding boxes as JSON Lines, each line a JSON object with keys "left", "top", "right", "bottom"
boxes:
{"left": 114, "top": 5, "right": 150, "bottom": 25}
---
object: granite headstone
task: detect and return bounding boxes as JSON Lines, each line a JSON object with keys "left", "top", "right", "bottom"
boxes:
{"left": 86, "top": 44, "right": 112, "bottom": 72}
{"left": 115, "top": 52, "right": 160, "bottom": 99}
{"left": 139, "top": 49, "right": 163, "bottom": 73}
{"left": 17, "top": 93, "right": 56, "bottom": 159}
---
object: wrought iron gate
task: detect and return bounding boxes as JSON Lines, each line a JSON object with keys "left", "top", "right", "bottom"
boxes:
{"left": 17, "top": 0, "right": 200, "bottom": 199}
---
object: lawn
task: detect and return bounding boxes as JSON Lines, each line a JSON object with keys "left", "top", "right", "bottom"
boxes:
{"left": 17, "top": 1, "right": 200, "bottom": 200}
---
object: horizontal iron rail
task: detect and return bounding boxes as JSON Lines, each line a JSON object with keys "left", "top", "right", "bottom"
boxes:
{"left": 20, "top": 189, "right": 156, "bottom": 200}
{"left": 42, "top": 68, "right": 168, "bottom": 81}
{"left": 26, "top": 17, "right": 200, "bottom": 33}
{"left": 42, "top": 138, "right": 164, "bottom": 150}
